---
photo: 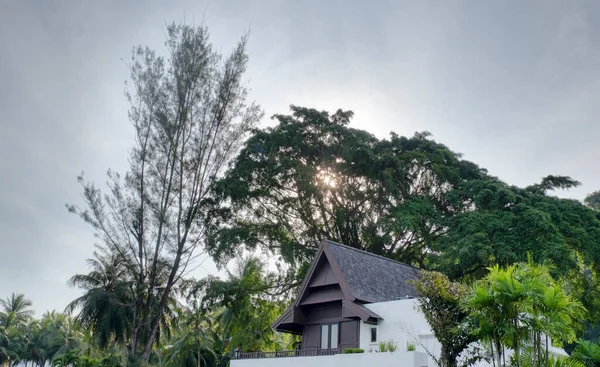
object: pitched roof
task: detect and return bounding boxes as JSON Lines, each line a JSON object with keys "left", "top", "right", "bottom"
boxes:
{"left": 272, "top": 239, "right": 421, "bottom": 332}
{"left": 325, "top": 240, "right": 421, "bottom": 302}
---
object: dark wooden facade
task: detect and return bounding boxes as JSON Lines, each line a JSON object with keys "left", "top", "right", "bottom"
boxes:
{"left": 272, "top": 240, "right": 382, "bottom": 351}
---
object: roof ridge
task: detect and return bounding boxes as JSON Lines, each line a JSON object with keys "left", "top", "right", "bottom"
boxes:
{"left": 325, "top": 239, "right": 422, "bottom": 271}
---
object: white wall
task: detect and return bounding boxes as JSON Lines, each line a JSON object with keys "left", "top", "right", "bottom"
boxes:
{"left": 361, "top": 299, "right": 568, "bottom": 367}
{"left": 231, "top": 350, "right": 428, "bottom": 367}
{"left": 361, "top": 299, "right": 442, "bottom": 366}
{"left": 233, "top": 299, "right": 570, "bottom": 367}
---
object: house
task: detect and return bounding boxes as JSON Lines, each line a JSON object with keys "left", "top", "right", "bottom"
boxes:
{"left": 271, "top": 239, "right": 421, "bottom": 351}
{"left": 231, "top": 239, "right": 568, "bottom": 367}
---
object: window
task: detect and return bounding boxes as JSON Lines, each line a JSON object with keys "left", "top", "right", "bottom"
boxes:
{"left": 330, "top": 323, "right": 339, "bottom": 349}
{"left": 321, "top": 325, "right": 329, "bottom": 349}
{"left": 320, "top": 323, "right": 339, "bottom": 349}
{"left": 370, "top": 327, "right": 377, "bottom": 343}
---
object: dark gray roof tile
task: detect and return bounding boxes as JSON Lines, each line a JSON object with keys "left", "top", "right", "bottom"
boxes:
{"left": 326, "top": 240, "right": 420, "bottom": 302}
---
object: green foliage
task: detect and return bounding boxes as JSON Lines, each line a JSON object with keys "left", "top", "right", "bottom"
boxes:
{"left": 378, "top": 339, "right": 398, "bottom": 352}
{"left": 407, "top": 341, "right": 416, "bottom": 352}
{"left": 0, "top": 293, "right": 33, "bottom": 330}
{"left": 0, "top": 293, "right": 33, "bottom": 366}
{"left": 66, "top": 251, "right": 133, "bottom": 349}
{"left": 584, "top": 191, "right": 600, "bottom": 210}
{"left": 209, "top": 105, "right": 484, "bottom": 272}
{"left": 431, "top": 178, "right": 600, "bottom": 332}
{"left": 464, "top": 262, "right": 585, "bottom": 367}
{"left": 546, "top": 355, "right": 585, "bottom": 367}
{"left": 571, "top": 339, "right": 600, "bottom": 367}
{"left": 0, "top": 293, "right": 126, "bottom": 367}
{"left": 412, "top": 271, "right": 475, "bottom": 367}
{"left": 432, "top": 180, "right": 600, "bottom": 283}
{"left": 510, "top": 348, "right": 585, "bottom": 367}
{"left": 208, "top": 105, "right": 600, "bottom": 334}
{"left": 67, "top": 21, "right": 262, "bottom": 362}
{"left": 342, "top": 348, "right": 364, "bottom": 354}
{"left": 51, "top": 350, "right": 81, "bottom": 367}
{"left": 188, "top": 256, "right": 293, "bottom": 353}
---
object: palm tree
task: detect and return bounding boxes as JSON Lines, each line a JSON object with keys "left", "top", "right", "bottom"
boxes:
{"left": 0, "top": 293, "right": 33, "bottom": 367}
{"left": 66, "top": 251, "right": 133, "bottom": 349}
{"left": 0, "top": 293, "right": 34, "bottom": 330}
{"left": 33, "top": 311, "right": 85, "bottom": 366}
{"left": 530, "top": 283, "right": 585, "bottom": 367}
{"left": 0, "top": 325, "right": 26, "bottom": 367}
{"left": 571, "top": 339, "right": 600, "bottom": 367}
{"left": 464, "top": 262, "right": 584, "bottom": 367}
{"left": 20, "top": 320, "right": 44, "bottom": 367}
{"left": 51, "top": 349, "right": 80, "bottom": 367}
{"left": 163, "top": 308, "right": 218, "bottom": 367}
{"left": 464, "top": 278, "right": 506, "bottom": 367}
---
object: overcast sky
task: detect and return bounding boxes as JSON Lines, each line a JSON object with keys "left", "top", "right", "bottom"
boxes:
{"left": 1, "top": 0, "right": 599, "bottom": 315}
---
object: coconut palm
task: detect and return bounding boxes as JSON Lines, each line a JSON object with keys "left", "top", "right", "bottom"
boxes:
{"left": 51, "top": 349, "right": 81, "bottom": 367}
{"left": 163, "top": 306, "right": 220, "bottom": 367}
{"left": 0, "top": 293, "right": 33, "bottom": 367}
{"left": 0, "top": 293, "right": 34, "bottom": 330}
{"left": 66, "top": 251, "right": 133, "bottom": 349}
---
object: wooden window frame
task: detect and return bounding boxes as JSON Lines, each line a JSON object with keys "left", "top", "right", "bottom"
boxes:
{"left": 370, "top": 327, "right": 377, "bottom": 343}
{"left": 320, "top": 323, "right": 340, "bottom": 349}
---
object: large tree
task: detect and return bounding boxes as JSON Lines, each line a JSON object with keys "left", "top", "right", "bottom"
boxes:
{"left": 430, "top": 178, "right": 600, "bottom": 280}
{"left": 206, "top": 106, "right": 484, "bottom": 273}
{"left": 412, "top": 271, "right": 476, "bottom": 367}
{"left": 67, "top": 23, "right": 262, "bottom": 361}
{"left": 584, "top": 191, "right": 600, "bottom": 210}
{"left": 207, "top": 106, "right": 600, "bottom": 279}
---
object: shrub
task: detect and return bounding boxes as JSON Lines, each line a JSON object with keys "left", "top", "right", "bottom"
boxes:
{"left": 342, "top": 348, "right": 365, "bottom": 354}
{"left": 407, "top": 341, "right": 416, "bottom": 352}
{"left": 378, "top": 339, "right": 398, "bottom": 352}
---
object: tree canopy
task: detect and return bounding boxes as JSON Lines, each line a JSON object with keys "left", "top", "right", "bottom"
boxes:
{"left": 207, "top": 106, "right": 485, "bottom": 270}
{"left": 584, "top": 191, "right": 600, "bottom": 211}
{"left": 67, "top": 22, "right": 262, "bottom": 362}
{"left": 25, "top": 19, "right": 600, "bottom": 366}
{"left": 207, "top": 106, "right": 600, "bottom": 314}
{"left": 412, "top": 271, "right": 477, "bottom": 367}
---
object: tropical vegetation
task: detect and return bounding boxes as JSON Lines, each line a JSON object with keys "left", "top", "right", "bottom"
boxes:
{"left": 463, "top": 262, "right": 584, "bottom": 367}
{"left": 3, "top": 19, "right": 600, "bottom": 367}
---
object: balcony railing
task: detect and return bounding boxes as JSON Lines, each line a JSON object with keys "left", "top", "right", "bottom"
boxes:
{"left": 234, "top": 348, "right": 339, "bottom": 359}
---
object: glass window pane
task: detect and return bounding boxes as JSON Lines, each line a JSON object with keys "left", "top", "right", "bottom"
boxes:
{"left": 370, "top": 327, "right": 377, "bottom": 343}
{"left": 321, "top": 325, "right": 329, "bottom": 349}
{"left": 330, "top": 324, "right": 339, "bottom": 349}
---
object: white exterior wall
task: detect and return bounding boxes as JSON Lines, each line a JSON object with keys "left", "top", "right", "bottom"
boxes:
{"left": 233, "top": 298, "right": 570, "bottom": 367}
{"left": 360, "top": 299, "right": 567, "bottom": 367}
{"left": 361, "top": 299, "right": 443, "bottom": 367}
{"left": 231, "top": 351, "right": 428, "bottom": 367}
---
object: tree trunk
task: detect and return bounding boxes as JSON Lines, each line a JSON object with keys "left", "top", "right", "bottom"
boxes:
{"left": 198, "top": 343, "right": 201, "bottom": 367}
{"left": 513, "top": 317, "right": 520, "bottom": 367}
{"left": 545, "top": 334, "right": 549, "bottom": 366}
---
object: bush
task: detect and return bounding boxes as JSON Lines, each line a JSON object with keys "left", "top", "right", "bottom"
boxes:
{"left": 407, "top": 341, "right": 416, "bottom": 351}
{"left": 378, "top": 339, "right": 398, "bottom": 352}
{"left": 342, "top": 348, "right": 365, "bottom": 354}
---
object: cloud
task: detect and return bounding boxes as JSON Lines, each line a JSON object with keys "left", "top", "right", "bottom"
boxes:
{"left": 1, "top": 0, "right": 599, "bottom": 314}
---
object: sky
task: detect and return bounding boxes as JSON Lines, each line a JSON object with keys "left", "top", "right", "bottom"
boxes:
{"left": 1, "top": 0, "right": 599, "bottom": 315}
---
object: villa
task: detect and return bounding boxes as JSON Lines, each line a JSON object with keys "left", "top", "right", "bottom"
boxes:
{"left": 231, "top": 239, "right": 568, "bottom": 367}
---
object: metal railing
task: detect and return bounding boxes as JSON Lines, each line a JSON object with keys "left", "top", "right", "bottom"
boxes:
{"left": 235, "top": 348, "right": 339, "bottom": 359}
